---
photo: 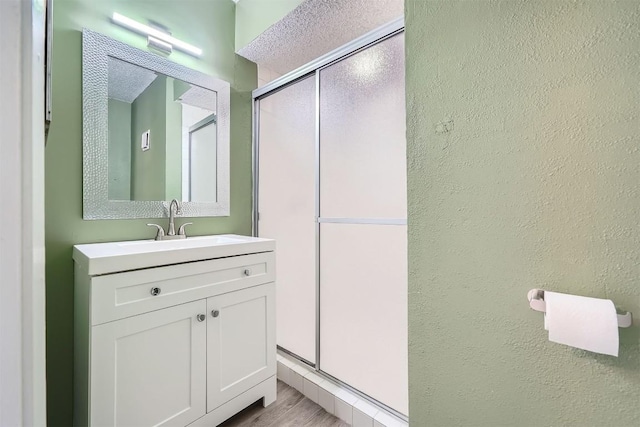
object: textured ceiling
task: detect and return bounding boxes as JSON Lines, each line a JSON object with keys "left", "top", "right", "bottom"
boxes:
{"left": 107, "top": 57, "right": 157, "bottom": 103}
{"left": 237, "top": 0, "right": 403, "bottom": 76}
{"left": 178, "top": 85, "right": 217, "bottom": 113}
{"left": 107, "top": 56, "right": 216, "bottom": 112}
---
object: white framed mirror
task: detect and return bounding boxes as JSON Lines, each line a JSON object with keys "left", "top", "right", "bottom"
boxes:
{"left": 82, "top": 28, "right": 230, "bottom": 219}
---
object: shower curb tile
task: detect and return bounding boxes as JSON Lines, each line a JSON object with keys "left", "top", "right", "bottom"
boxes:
{"left": 304, "top": 371, "right": 324, "bottom": 385}
{"left": 318, "top": 387, "right": 335, "bottom": 415}
{"left": 290, "top": 370, "right": 305, "bottom": 393}
{"left": 354, "top": 400, "right": 379, "bottom": 418}
{"left": 335, "top": 397, "right": 354, "bottom": 424}
{"left": 278, "top": 356, "right": 296, "bottom": 369}
{"left": 290, "top": 363, "right": 312, "bottom": 378}
{"left": 276, "top": 361, "right": 291, "bottom": 384}
{"left": 334, "top": 388, "right": 358, "bottom": 405}
{"left": 303, "top": 377, "right": 320, "bottom": 403}
{"left": 353, "top": 407, "right": 375, "bottom": 427}
{"left": 276, "top": 350, "right": 408, "bottom": 427}
{"left": 318, "top": 377, "right": 341, "bottom": 394}
{"left": 373, "top": 411, "right": 407, "bottom": 427}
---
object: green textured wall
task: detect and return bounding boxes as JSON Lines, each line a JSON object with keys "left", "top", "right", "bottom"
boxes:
{"left": 45, "top": 1, "right": 256, "bottom": 425}
{"left": 406, "top": 1, "right": 640, "bottom": 426}
{"left": 165, "top": 77, "right": 183, "bottom": 200}
{"left": 131, "top": 75, "right": 167, "bottom": 201}
{"left": 234, "top": 0, "right": 305, "bottom": 51}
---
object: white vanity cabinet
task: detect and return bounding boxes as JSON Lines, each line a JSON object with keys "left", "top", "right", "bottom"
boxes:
{"left": 206, "top": 284, "right": 276, "bottom": 412}
{"left": 73, "top": 235, "right": 277, "bottom": 427}
{"left": 91, "top": 300, "right": 208, "bottom": 427}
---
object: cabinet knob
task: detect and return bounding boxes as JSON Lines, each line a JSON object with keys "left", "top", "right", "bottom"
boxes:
{"left": 211, "top": 310, "right": 220, "bottom": 318}
{"left": 243, "top": 268, "right": 252, "bottom": 277}
{"left": 196, "top": 314, "right": 206, "bottom": 322}
{"left": 150, "top": 287, "right": 161, "bottom": 296}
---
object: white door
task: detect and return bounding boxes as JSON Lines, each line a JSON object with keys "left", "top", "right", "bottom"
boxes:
{"left": 188, "top": 116, "right": 217, "bottom": 202}
{"left": 91, "top": 301, "right": 207, "bottom": 427}
{"left": 207, "top": 283, "right": 276, "bottom": 412}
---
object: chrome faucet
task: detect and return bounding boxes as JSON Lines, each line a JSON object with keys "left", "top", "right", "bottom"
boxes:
{"left": 167, "top": 199, "right": 180, "bottom": 236}
{"left": 147, "top": 199, "right": 193, "bottom": 240}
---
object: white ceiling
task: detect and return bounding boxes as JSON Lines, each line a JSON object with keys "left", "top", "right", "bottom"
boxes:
{"left": 237, "top": 0, "right": 403, "bottom": 76}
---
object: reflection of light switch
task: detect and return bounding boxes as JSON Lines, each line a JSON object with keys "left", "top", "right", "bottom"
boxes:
{"left": 141, "top": 130, "right": 150, "bottom": 151}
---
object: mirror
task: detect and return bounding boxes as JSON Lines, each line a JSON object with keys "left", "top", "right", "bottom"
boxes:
{"left": 83, "top": 29, "right": 230, "bottom": 219}
{"left": 107, "top": 57, "right": 218, "bottom": 202}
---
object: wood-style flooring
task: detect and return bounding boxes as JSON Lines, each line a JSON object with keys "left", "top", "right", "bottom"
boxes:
{"left": 219, "top": 380, "right": 349, "bottom": 427}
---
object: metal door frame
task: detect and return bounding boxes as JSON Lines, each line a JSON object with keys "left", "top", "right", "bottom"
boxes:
{"left": 251, "top": 17, "right": 407, "bottom": 421}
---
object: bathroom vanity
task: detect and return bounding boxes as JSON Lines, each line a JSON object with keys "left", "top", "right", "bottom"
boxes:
{"left": 73, "top": 235, "right": 276, "bottom": 426}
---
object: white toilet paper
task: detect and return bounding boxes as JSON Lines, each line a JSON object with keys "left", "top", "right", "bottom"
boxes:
{"left": 545, "top": 291, "right": 619, "bottom": 357}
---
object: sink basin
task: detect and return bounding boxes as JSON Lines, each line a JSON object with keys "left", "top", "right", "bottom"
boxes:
{"left": 73, "top": 234, "right": 275, "bottom": 275}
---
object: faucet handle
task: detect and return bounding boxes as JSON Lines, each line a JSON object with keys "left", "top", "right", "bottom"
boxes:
{"left": 147, "top": 223, "right": 165, "bottom": 240}
{"left": 178, "top": 222, "right": 193, "bottom": 236}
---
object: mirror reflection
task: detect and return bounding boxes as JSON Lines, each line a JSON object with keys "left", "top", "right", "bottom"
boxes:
{"left": 107, "top": 56, "right": 218, "bottom": 202}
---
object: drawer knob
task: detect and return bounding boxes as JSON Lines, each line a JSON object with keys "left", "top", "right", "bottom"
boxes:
{"left": 196, "top": 314, "right": 206, "bottom": 322}
{"left": 243, "top": 268, "right": 252, "bottom": 276}
{"left": 211, "top": 310, "right": 220, "bottom": 318}
{"left": 150, "top": 287, "right": 161, "bottom": 296}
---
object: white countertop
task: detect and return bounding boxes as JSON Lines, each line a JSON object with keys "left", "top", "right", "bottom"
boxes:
{"left": 73, "top": 234, "right": 275, "bottom": 276}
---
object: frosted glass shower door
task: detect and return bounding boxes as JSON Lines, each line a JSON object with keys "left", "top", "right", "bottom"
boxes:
{"left": 257, "top": 76, "right": 317, "bottom": 363}
{"left": 319, "top": 33, "right": 408, "bottom": 415}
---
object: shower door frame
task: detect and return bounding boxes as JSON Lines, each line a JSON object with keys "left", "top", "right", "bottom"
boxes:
{"left": 251, "top": 17, "right": 406, "bottom": 421}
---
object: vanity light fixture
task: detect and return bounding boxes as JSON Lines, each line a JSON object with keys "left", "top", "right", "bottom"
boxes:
{"left": 111, "top": 12, "right": 203, "bottom": 57}
{"left": 147, "top": 36, "right": 173, "bottom": 55}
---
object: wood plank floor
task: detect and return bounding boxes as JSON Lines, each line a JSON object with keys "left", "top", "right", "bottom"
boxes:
{"left": 219, "top": 380, "right": 349, "bottom": 427}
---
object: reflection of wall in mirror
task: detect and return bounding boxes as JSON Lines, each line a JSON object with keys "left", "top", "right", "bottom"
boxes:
{"left": 130, "top": 75, "right": 167, "bottom": 201}
{"left": 165, "top": 77, "right": 183, "bottom": 201}
{"left": 109, "top": 76, "right": 182, "bottom": 200}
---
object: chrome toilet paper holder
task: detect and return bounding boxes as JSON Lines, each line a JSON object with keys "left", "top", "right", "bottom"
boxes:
{"left": 527, "top": 289, "right": 633, "bottom": 328}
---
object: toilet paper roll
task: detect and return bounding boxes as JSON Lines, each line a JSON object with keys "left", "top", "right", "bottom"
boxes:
{"left": 545, "top": 291, "right": 619, "bottom": 357}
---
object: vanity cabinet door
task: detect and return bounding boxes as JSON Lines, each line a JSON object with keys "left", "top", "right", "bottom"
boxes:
{"left": 207, "top": 283, "right": 276, "bottom": 412}
{"left": 91, "top": 300, "right": 207, "bottom": 427}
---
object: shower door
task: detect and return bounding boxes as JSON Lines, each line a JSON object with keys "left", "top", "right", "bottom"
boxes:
{"left": 255, "top": 25, "right": 407, "bottom": 417}
{"left": 318, "top": 33, "right": 407, "bottom": 415}
{"left": 257, "top": 76, "right": 317, "bottom": 364}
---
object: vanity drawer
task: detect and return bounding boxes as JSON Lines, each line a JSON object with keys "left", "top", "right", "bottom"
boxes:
{"left": 90, "top": 252, "right": 275, "bottom": 325}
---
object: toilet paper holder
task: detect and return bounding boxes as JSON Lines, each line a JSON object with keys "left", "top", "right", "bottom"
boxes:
{"left": 527, "top": 289, "right": 633, "bottom": 328}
